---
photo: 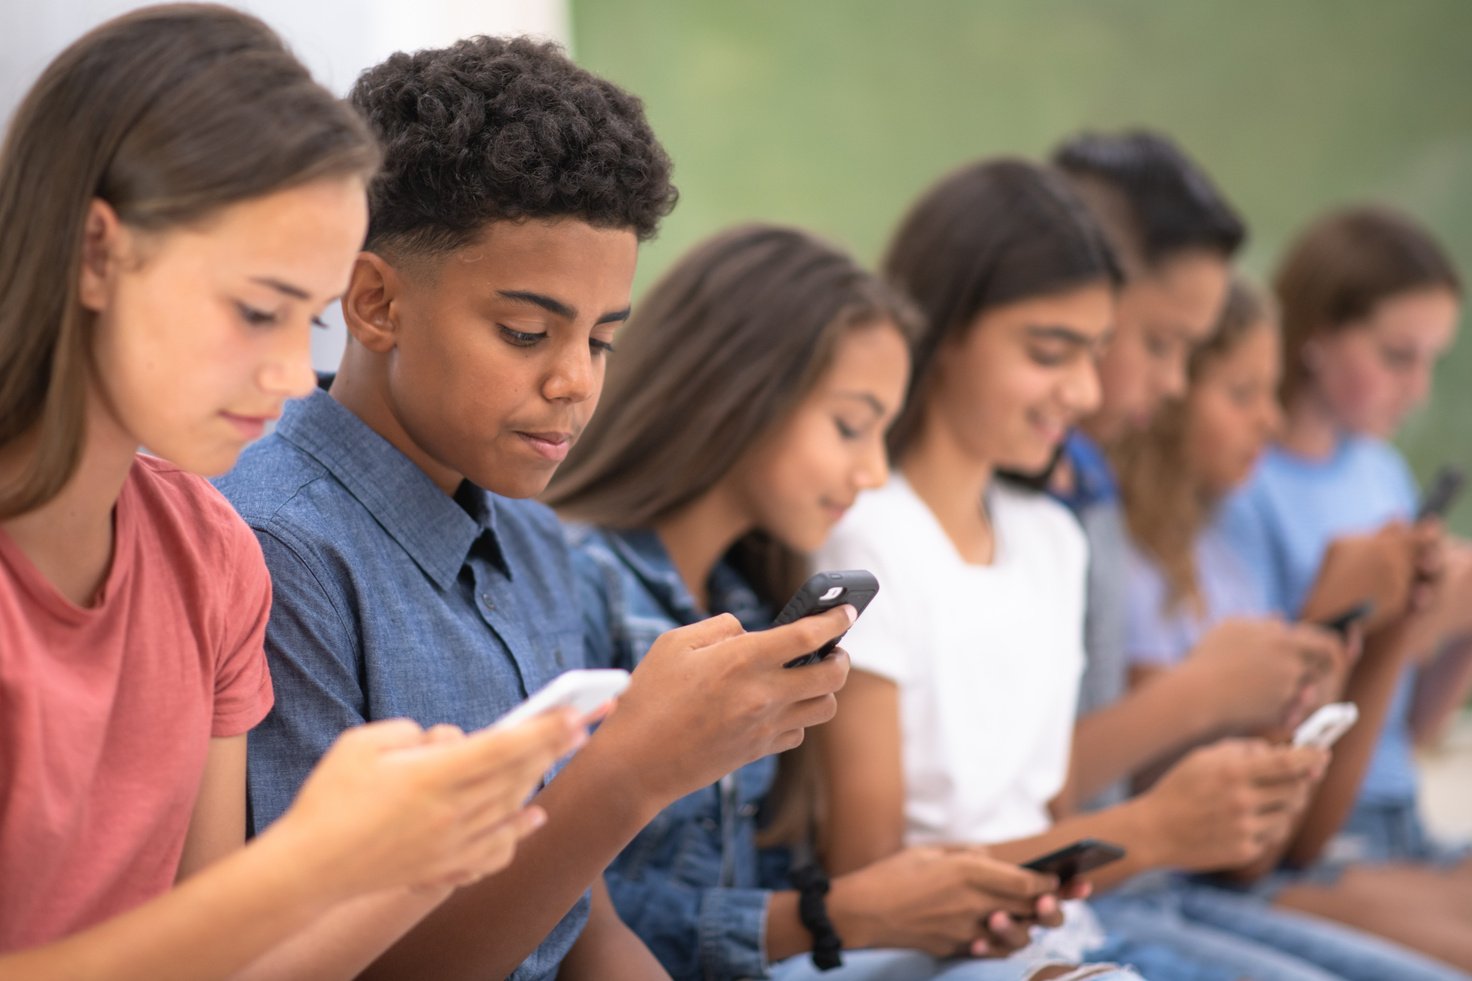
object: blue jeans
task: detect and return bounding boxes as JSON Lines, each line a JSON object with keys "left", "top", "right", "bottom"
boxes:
{"left": 1092, "top": 873, "right": 1470, "bottom": 981}
{"left": 769, "top": 949, "right": 1143, "bottom": 981}
{"left": 1327, "top": 798, "right": 1471, "bottom": 868}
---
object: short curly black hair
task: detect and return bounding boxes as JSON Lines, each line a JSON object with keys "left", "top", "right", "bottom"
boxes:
{"left": 350, "top": 36, "right": 677, "bottom": 254}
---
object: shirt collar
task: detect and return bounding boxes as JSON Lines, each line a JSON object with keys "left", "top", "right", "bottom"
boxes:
{"left": 604, "top": 527, "right": 766, "bottom": 625}
{"left": 275, "top": 387, "right": 508, "bottom": 590}
{"left": 1055, "top": 429, "right": 1119, "bottom": 511}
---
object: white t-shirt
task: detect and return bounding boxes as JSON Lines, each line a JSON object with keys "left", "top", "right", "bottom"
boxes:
{"left": 816, "top": 475, "right": 1088, "bottom": 846}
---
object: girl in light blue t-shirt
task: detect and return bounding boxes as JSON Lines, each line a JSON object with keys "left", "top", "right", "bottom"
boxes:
{"left": 1128, "top": 211, "right": 1472, "bottom": 971}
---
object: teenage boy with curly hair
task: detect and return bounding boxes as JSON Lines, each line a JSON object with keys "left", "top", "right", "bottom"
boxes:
{"left": 217, "top": 37, "right": 852, "bottom": 980}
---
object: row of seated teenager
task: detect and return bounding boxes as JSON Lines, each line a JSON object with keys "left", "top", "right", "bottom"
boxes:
{"left": 3, "top": 6, "right": 1469, "bottom": 980}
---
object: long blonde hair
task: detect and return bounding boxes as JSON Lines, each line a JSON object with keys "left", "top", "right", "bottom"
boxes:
{"left": 1113, "top": 278, "right": 1274, "bottom": 614}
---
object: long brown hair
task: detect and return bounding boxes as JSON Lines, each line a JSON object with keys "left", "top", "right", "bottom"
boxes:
{"left": 880, "top": 158, "right": 1122, "bottom": 464}
{"left": 1113, "top": 278, "right": 1274, "bottom": 614}
{"left": 1276, "top": 206, "right": 1461, "bottom": 409}
{"left": 0, "top": 4, "right": 378, "bottom": 518}
{"left": 546, "top": 223, "right": 919, "bottom": 845}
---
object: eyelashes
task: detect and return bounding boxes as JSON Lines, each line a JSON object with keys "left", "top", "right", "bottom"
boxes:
{"left": 498, "top": 325, "right": 615, "bottom": 355}
{"left": 235, "top": 301, "right": 329, "bottom": 330}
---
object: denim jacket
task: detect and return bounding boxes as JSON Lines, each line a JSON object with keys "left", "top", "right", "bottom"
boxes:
{"left": 571, "top": 525, "right": 780, "bottom": 980}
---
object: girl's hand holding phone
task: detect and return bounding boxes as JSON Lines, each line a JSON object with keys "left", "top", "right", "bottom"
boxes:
{"left": 263, "top": 710, "right": 587, "bottom": 902}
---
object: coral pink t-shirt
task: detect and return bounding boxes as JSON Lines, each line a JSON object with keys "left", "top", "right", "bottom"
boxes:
{"left": 0, "top": 454, "right": 274, "bottom": 951}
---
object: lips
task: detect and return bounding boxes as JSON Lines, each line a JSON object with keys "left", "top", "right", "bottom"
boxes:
{"left": 221, "top": 410, "right": 279, "bottom": 441}
{"left": 821, "top": 498, "right": 855, "bottom": 523}
{"left": 516, "top": 430, "right": 573, "bottom": 462}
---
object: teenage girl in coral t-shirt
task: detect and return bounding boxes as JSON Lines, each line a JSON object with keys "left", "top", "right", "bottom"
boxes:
{"left": 0, "top": 8, "right": 583, "bottom": 979}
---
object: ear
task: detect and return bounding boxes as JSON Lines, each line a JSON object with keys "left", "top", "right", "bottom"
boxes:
{"left": 342, "top": 251, "right": 403, "bottom": 354}
{"left": 77, "top": 198, "right": 124, "bottom": 313}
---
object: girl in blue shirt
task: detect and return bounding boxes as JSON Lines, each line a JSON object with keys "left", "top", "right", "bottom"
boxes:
{"left": 547, "top": 223, "right": 1110, "bottom": 981}
{"left": 1128, "top": 225, "right": 1472, "bottom": 971}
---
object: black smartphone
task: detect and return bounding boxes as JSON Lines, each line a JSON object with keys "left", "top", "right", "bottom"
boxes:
{"left": 1316, "top": 599, "right": 1375, "bottom": 640}
{"left": 1020, "top": 838, "right": 1126, "bottom": 883}
{"left": 773, "top": 570, "right": 879, "bottom": 668}
{"left": 1416, "top": 465, "right": 1465, "bottom": 521}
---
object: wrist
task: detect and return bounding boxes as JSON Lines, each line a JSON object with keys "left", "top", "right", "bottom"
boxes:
{"left": 789, "top": 864, "right": 844, "bottom": 970}
{"left": 823, "top": 874, "right": 874, "bottom": 951}
{"left": 246, "top": 816, "right": 354, "bottom": 914}
{"left": 1164, "top": 663, "right": 1232, "bottom": 738}
{"left": 1116, "top": 793, "right": 1170, "bottom": 870}
{"left": 566, "top": 724, "right": 668, "bottom": 828}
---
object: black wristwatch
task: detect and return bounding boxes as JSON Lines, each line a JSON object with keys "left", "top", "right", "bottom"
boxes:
{"left": 790, "top": 863, "right": 843, "bottom": 970}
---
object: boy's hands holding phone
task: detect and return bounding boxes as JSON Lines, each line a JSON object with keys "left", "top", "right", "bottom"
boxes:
{"left": 592, "top": 607, "right": 853, "bottom": 807}
{"left": 266, "top": 710, "right": 587, "bottom": 900}
{"left": 826, "top": 846, "right": 1077, "bottom": 959}
{"left": 1135, "top": 738, "right": 1328, "bottom": 871}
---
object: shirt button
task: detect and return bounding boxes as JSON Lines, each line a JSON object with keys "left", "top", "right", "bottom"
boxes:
{"left": 480, "top": 593, "right": 495, "bottom": 611}
{"left": 738, "top": 803, "right": 758, "bottom": 818}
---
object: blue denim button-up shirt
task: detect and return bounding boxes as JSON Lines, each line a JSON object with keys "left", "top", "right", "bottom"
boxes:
{"left": 571, "top": 525, "right": 779, "bottom": 981}
{"left": 215, "top": 387, "right": 588, "bottom": 981}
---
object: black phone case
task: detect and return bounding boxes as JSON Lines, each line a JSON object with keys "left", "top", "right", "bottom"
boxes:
{"left": 1417, "top": 466, "right": 1465, "bottom": 521}
{"left": 1020, "top": 838, "right": 1126, "bottom": 882}
{"left": 1317, "top": 599, "right": 1375, "bottom": 639}
{"left": 773, "top": 569, "right": 879, "bottom": 668}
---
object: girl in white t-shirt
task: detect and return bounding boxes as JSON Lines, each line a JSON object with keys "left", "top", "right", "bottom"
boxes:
{"left": 814, "top": 159, "right": 1397, "bottom": 981}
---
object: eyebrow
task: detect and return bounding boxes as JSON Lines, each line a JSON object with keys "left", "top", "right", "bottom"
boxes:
{"left": 250, "top": 276, "right": 312, "bottom": 301}
{"left": 1025, "top": 323, "right": 1098, "bottom": 344}
{"left": 497, "top": 289, "right": 632, "bottom": 326}
{"left": 832, "top": 391, "right": 888, "bottom": 416}
{"left": 1026, "top": 322, "right": 1114, "bottom": 351}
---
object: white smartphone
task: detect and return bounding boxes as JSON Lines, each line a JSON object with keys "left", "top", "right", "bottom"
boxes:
{"left": 1292, "top": 701, "right": 1359, "bottom": 749}
{"left": 493, "top": 669, "right": 630, "bottom": 730}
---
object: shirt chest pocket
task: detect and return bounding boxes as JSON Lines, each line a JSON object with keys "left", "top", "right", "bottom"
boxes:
{"left": 521, "top": 625, "right": 586, "bottom": 687}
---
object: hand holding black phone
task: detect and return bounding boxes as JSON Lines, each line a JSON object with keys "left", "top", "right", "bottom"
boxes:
{"left": 1417, "top": 465, "right": 1465, "bottom": 522}
{"left": 1020, "top": 838, "right": 1126, "bottom": 883}
{"left": 1315, "top": 600, "right": 1375, "bottom": 640}
{"left": 773, "top": 570, "right": 879, "bottom": 668}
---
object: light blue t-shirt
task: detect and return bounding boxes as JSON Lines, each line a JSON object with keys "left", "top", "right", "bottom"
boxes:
{"left": 1217, "top": 435, "right": 1420, "bottom": 806}
{"left": 1125, "top": 517, "right": 1269, "bottom": 667}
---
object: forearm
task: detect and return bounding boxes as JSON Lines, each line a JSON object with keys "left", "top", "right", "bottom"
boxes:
{"left": 230, "top": 886, "right": 448, "bottom": 981}
{"left": 0, "top": 825, "right": 336, "bottom": 981}
{"left": 557, "top": 926, "right": 668, "bottom": 981}
{"left": 362, "top": 733, "right": 663, "bottom": 980}
{"left": 1411, "top": 635, "right": 1472, "bottom": 745}
{"left": 1283, "top": 627, "right": 1411, "bottom": 868}
{"left": 1070, "top": 669, "right": 1221, "bottom": 802}
{"left": 557, "top": 880, "right": 670, "bottom": 981}
{"left": 987, "top": 799, "right": 1164, "bottom": 892}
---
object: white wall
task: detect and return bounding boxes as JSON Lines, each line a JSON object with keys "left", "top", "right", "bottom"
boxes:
{"left": 0, "top": 0, "right": 571, "bottom": 371}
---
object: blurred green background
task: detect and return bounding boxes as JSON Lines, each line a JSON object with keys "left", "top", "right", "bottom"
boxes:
{"left": 573, "top": 0, "right": 1472, "bottom": 529}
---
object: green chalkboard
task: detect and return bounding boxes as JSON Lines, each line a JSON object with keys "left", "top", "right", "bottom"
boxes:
{"left": 574, "top": 0, "right": 1472, "bottom": 529}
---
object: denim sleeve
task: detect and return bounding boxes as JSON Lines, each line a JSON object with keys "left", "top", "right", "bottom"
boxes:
{"left": 245, "top": 525, "right": 364, "bottom": 835}
{"left": 605, "top": 868, "right": 771, "bottom": 981}
{"left": 570, "top": 538, "right": 630, "bottom": 671}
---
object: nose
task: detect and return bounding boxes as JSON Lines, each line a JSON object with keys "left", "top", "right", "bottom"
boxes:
{"left": 855, "top": 434, "right": 891, "bottom": 491}
{"left": 257, "top": 322, "right": 316, "bottom": 399}
{"left": 1159, "top": 350, "right": 1189, "bottom": 401}
{"left": 1261, "top": 397, "right": 1284, "bottom": 440}
{"left": 1063, "top": 356, "right": 1103, "bottom": 418}
{"left": 1407, "top": 360, "right": 1435, "bottom": 410}
{"left": 543, "top": 339, "right": 597, "bottom": 403}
